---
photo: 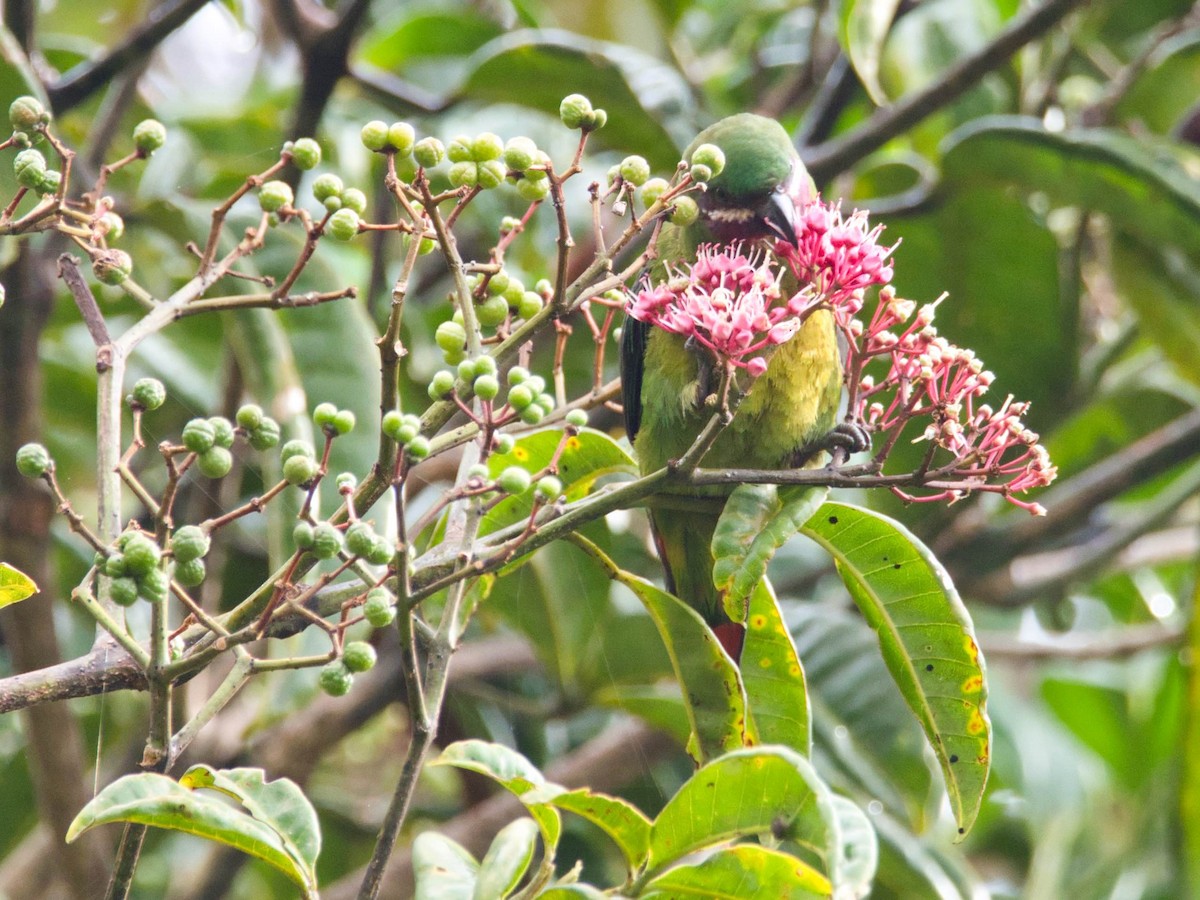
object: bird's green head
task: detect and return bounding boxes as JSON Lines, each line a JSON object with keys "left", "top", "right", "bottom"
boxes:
{"left": 684, "top": 113, "right": 810, "bottom": 245}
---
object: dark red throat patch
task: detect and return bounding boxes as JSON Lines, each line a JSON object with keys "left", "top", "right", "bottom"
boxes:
{"left": 712, "top": 622, "right": 745, "bottom": 662}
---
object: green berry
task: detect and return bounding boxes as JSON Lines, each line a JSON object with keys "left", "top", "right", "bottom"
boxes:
{"left": 9, "top": 96, "right": 45, "bottom": 131}
{"left": 345, "top": 522, "right": 377, "bottom": 558}
{"left": 35, "top": 169, "right": 60, "bottom": 195}
{"left": 311, "top": 173, "right": 343, "bottom": 202}
{"left": 435, "top": 320, "right": 467, "bottom": 354}
{"left": 104, "top": 553, "right": 126, "bottom": 577}
{"left": 619, "top": 155, "right": 650, "bottom": 187}
{"left": 311, "top": 522, "right": 343, "bottom": 559}
{"left": 15, "top": 442, "right": 51, "bottom": 478}
{"left": 507, "top": 384, "right": 533, "bottom": 410}
{"left": 342, "top": 640, "right": 377, "bottom": 673}
{"left": 172, "top": 526, "right": 210, "bottom": 562}
{"left": 341, "top": 187, "right": 367, "bottom": 215}
{"left": 361, "top": 120, "right": 389, "bottom": 151}
{"left": 690, "top": 143, "right": 726, "bottom": 178}
{"left": 497, "top": 466, "right": 532, "bottom": 494}
{"left": 516, "top": 291, "right": 542, "bottom": 320}
{"left": 502, "top": 278, "right": 526, "bottom": 306}
{"left": 500, "top": 216, "right": 521, "bottom": 233}
{"left": 447, "top": 135, "right": 473, "bottom": 163}
{"left": 525, "top": 152, "right": 551, "bottom": 181}
{"left": 640, "top": 178, "right": 670, "bottom": 206}
{"left": 236, "top": 403, "right": 264, "bottom": 430}
{"left": 457, "top": 358, "right": 479, "bottom": 382}
{"left": 589, "top": 108, "right": 607, "bottom": 130}
{"left": 249, "top": 418, "right": 281, "bottom": 450}
{"left": 503, "top": 137, "right": 537, "bottom": 171}
{"left": 388, "top": 122, "right": 416, "bottom": 155}
{"left": 365, "top": 537, "right": 394, "bottom": 565}
{"left": 476, "top": 159, "right": 506, "bottom": 190}
{"left": 476, "top": 294, "right": 509, "bottom": 328}
{"left": 319, "top": 661, "right": 353, "bottom": 697}
{"left": 394, "top": 421, "right": 419, "bottom": 444}
{"left": 526, "top": 374, "right": 546, "bottom": 396}
{"left": 474, "top": 356, "right": 497, "bottom": 377}
{"left": 690, "top": 163, "right": 713, "bottom": 183}
{"left": 259, "top": 180, "right": 293, "bottom": 212}
{"left": 313, "top": 402, "right": 338, "bottom": 429}
{"left": 122, "top": 534, "right": 161, "bottom": 577}
{"left": 132, "top": 119, "right": 167, "bottom": 154}
{"left": 669, "top": 195, "right": 699, "bottom": 227}
{"left": 289, "top": 138, "right": 322, "bottom": 170}
{"left": 448, "top": 161, "right": 477, "bottom": 188}
{"left": 93, "top": 249, "right": 133, "bottom": 285}
{"left": 559, "top": 93, "right": 593, "bottom": 129}
{"left": 472, "top": 132, "right": 505, "bottom": 161}
{"left": 535, "top": 393, "right": 555, "bottom": 414}
{"left": 474, "top": 374, "right": 500, "bottom": 400}
{"left": 283, "top": 454, "right": 319, "bottom": 486}
{"left": 507, "top": 366, "right": 530, "bottom": 385}
{"left": 110, "top": 576, "right": 139, "bottom": 607}
{"left": 129, "top": 378, "right": 166, "bottom": 411}
{"left": 280, "top": 439, "right": 315, "bottom": 461}
{"left": 520, "top": 404, "right": 545, "bottom": 425}
{"left": 100, "top": 212, "right": 124, "bottom": 241}
{"left": 517, "top": 177, "right": 550, "bottom": 202}
{"left": 335, "top": 472, "right": 357, "bottom": 491}
{"left": 182, "top": 418, "right": 216, "bottom": 453}
{"left": 293, "top": 521, "right": 315, "bottom": 549}
{"left": 565, "top": 409, "right": 588, "bottom": 428}
{"left": 139, "top": 566, "right": 170, "bottom": 603}
{"left": 197, "top": 446, "right": 233, "bottom": 478}
{"left": 209, "top": 417, "right": 235, "bottom": 449}
{"left": 363, "top": 588, "right": 397, "bottom": 627}
{"left": 494, "top": 433, "right": 515, "bottom": 454}
{"left": 428, "top": 370, "right": 456, "bottom": 399}
{"left": 327, "top": 208, "right": 360, "bottom": 241}
{"left": 323, "top": 195, "right": 343, "bottom": 212}
{"left": 406, "top": 435, "right": 431, "bottom": 459}
{"left": 382, "top": 410, "right": 404, "bottom": 440}
{"left": 536, "top": 475, "right": 563, "bottom": 502}
{"left": 413, "top": 137, "right": 445, "bottom": 168}
{"left": 175, "top": 558, "right": 206, "bottom": 587}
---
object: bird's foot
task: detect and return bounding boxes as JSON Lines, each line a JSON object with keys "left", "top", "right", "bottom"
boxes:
{"left": 792, "top": 421, "right": 873, "bottom": 467}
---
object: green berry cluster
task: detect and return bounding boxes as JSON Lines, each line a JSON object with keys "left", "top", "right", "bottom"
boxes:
{"left": 15, "top": 442, "right": 52, "bottom": 479}
{"left": 504, "top": 136, "right": 551, "bottom": 201}
{"left": 382, "top": 410, "right": 429, "bottom": 460}
{"left": 313, "top": 401, "right": 356, "bottom": 436}
{"left": 344, "top": 520, "right": 395, "bottom": 565}
{"left": 501, "top": 366, "right": 555, "bottom": 425}
{"left": 319, "top": 638, "right": 378, "bottom": 696}
{"left": 293, "top": 519, "right": 343, "bottom": 559}
{"left": 363, "top": 586, "right": 397, "bottom": 627}
{"left": 9, "top": 96, "right": 49, "bottom": 133}
{"left": 281, "top": 439, "right": 319, "bottom": 486}
{"left": 182, "top": 416, "right": 236, "bottom": 478}
{"left": 306, "top": 172, "right": 367, "bottom": 239}
{"left": 13, "top": 147, "right": 61, "bottom": 195}
{"left": 447, "top": 132, "right": 508, "bottom": 191}
{"left": 132, "top": 119, "right": 167, "bottom": 155}
{"left": 171, "top": 525, "right": 211, "bottom": 587}
{"left": 236, "top": 403, "right": 282, "bottom": 450}
{"left": 559, "top": 94, "right": 607, "bottom": 132}
{"left": 688, "top": 143, "right": 726, "bottom": 184}
{"left": 286, "top": 138, "right": 322, "bottom": 171}
{"left": 126, "top": 377, "right": 166, "bottom": 411}
{"left": 101, "top": 531, "right": 169, "bottom": 607}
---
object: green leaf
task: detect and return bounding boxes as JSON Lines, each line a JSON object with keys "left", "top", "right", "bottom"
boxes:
{"left": 537, "top": 886, "right": 611, "bottom": 899}
{"left": 646, "top": 746, "right": 839, "bottom": 878}
{"left": 433, "top": 740, "right": 562, "bottom": 851}
{"left": 474, "top": 817, "right": 539, "bottom": 899}
{"left": 740, "top": 579, "right": 811, "bottom": 755}
{"left": 711, "top": 485, "right": 827, "bottom": 622}
{"left": 359, "top": 10, "right": 504, "bottom": 70}
{"left": 542, "top": 788, "right": 651, "bottom": 873}
{"left": 66, "top": 772, "right": 318, "bottom": 896}
{"left": 838, "top": 0, "right": 904, "bottom": 105}
{"left": 800, "top": 502, "right": 990, "bottom": 838}
{"left": 596, "top": 684, "right": 693, "bottom": 747}
{"left": 413, "top": 831, "right": 479, "bottom": 900}
{"left": 0, "top": 562, "right": 38, "bottom": 608}
{"left": 641, "top": 844, "right": 831, "bottom": 899}
{"left": 830, "top": 795, "right": 878, "bottom": 895}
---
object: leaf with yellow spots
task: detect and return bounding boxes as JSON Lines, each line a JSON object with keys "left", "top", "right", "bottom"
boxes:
{"left": 800, "top": 501, "right": 990, "bottom": 839}
{"left": 741, "top": 579, "right": 812, "bottom": 756}
{"left": 0, "top": 562, "right": 37, "bottom": 608}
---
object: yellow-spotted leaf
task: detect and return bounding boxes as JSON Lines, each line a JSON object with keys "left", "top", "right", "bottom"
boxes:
{"left": 740, "top": 579, "right": 811, "bottom": 755}
{"left": 542, "top": 788, "right": 651, "bottom": 874}
{"left": 0, "top": 562, "right": 37, "bottom": 608}
{"left": 641, "top": 844, "right": 831, "bottom": 899}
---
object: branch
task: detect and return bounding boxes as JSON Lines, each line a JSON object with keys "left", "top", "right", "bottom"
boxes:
{"left": 981, "top": 621, "right": 1184, "bottom": 661}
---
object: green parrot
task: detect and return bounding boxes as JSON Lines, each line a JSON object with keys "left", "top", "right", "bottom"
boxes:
{"left": 622, "top": 113, "right": 865, "bottom": 658}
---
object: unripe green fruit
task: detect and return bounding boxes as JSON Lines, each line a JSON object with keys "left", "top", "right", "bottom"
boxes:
{"left": 133, "top": 119, "right": 167, "bottom": 154}
{"left": 249, "top": 417, "right": 281, "bottom": 450}
{"left": 690, "top": 163, "right": 713, "bottom": 183}
{"left": 640, "top": 177, "right": 670, "bottom": 206}
{"left": 342, "top": 640, "right": 377, "bottom": 673}
{"left": 283, "top": 454, "right": 319, "bottom": 486}
{"left": 236, "top": 403, "right": 264, "bottom": 430}
{"left": 536, "top": 475, "right": 563, "bottom": 501}
{"left": 293, "top": 521, "right": 315, "bottom": 549}
{"left": 311, "top": 173, "right": 343, "bottom": 202}
{"left": 139, "top": 566, "right": 170, "bottom": 603}
{"left": 35, "top": 169, "right": 60, "bottom": 195}
{"left": 503, "top": 137, "right": 537, "bottom": 171}
{"left": 476, "top": 159, "right": 506, "bottom": 190}
{"left": 280, "top": 439, "right": 315, "bottom": 461}
{"left": 360, "top": 120, "right": 389, "bottom": 151}
{"left": 259, "top": 182, "right": 292, "bottom": 215}
{"left": 335, "top": 472, "right": 357, "bottom": 492}
{"left": 497, "top": 466, "right": 532, "bottom": 494}
{"left": 171, "top": 525, "right": 210, "bottom": 562}
{"left": 388, "top": 122, "right": 416, "bottom": 155}
{"left": 525, "top": 374, "right": 546, "bottom": 396}
{"left": 327, "top": 208, "right": 360, "bottom": 241}
{"left": 565, "top": 409, "right": 588, "bottom": 427}
{"left": 363, "top": 588, "right": 397, "bottom": 627}
{"left": 323, "top": 195, "right": 342, "bottom": 212}
{"left": 428, "top": 370, "right": 456, "bottom": 399}
{"left": 474, "top": 374, "right": 500, "bottom": 400}
{"left": 341, "top": 187, "right": 367, "bottom": 215}
{"left": 494, "top": 433, "right": 515, "bottom": 454}
{"left": 311, "top": 522, "right": 343, "bottom": 559}
{"left": 15, "top": 442, "right": 52, "bottom": 478}
{"left": 447, "top": 135, "right": 473, "bottom": 163}
{"left": 535, "top": 393, "right": 555, "bottom": 414}
{"left": 474, "top": 356, "right": 498, "bottom": 377}
{"left": 448, "top": 161, "right": 477, "bottom": 188}
{"left": 110, "top": 576, "right": 139, "bottom": 607}
{"left": 502, "top": 278, "right": 526, "bottom": 306}
{"left": 345, "top": 521, "right": 378, "bottom": 558}
{"left": 525, "top": 152, "right": 551, "bottom": 181}
{"left": 507, "top": 366, "right": 530, "bottom": 385}
{"left": 9, "top": 96, "right": 45, "bottom": 130}
{"left": 559, "top": 93, "right": 593, "bottom": 129}
{"left": 520, "top": 404, "right": 545, "bottom": 425}
{"left": 517, "top": 177, "right": 550, "bottom": 202}
{"left": 129, "top": 378, "right": 166, "bottom": 411}
{"left": 413, "top": 137, "right": 444, "bottom": 168}
{"left": 209, "top": 417, "right": 235, "bottom": 449}
{"left": 476, "top": 294, "right": 509, "bottom": 328}
{"left": 313, "top": 402, "right": 338, "bottom": 429}
{"left": 472, "top": 132, "right": 504, "bottom": 161}
{"left": 435, "top": 321, "right": 466, "bottom": 354}
{"left": 93, "top": 249, "right": 133, "bottom": 285}
{"left": 457, "top": 358, "right": 478, "bottom": 382}
{"left": 589, "top": 108, "right": 607, "bottom": 130}
{"left": 405, "top": 435, "right": 431, "bottom": 459}
{"left": 175, "top": 557, "right": 206, "bottom": 587}
{"left": 619, "top": 155, "right": 650, "bottom": 187}
{"left": 395, "top": 423, "right": 419, "bottom": 444}
{"left": 516, "top": 291, "right": 542, "bottom": 320}
{"left": 319, "top": 661, "right": 353, "bottom": 697}
{"left": 507, "top": 384, "right": 533, "bottom": 410}
{"left": 122, "top": 535, "right": 161, "bottom": 577}
{"left": 690, "top": 143, "right": 726, "bottom": 177}
{"left": 288, "top": 138, "right": 322, "bottom": 170}
{"left": 669, "top": 195, "right": 700, "bottom": 227}
{"left": 104, "top": 553, "right": 126, "bottom": 577}
{"left": 100, "top": 211, "right": 125, "bottom": 241}
{"left": 365, "top": 537, "right": 393, "bottom": 565}
{"left": 197, "top": 446, "right": 233, "bottom": 478}
{"left": 182, "top": 418, "right": 217, "bottom": 453}
{"left": 382, "top": 410, "right": 404, "bottom": 441}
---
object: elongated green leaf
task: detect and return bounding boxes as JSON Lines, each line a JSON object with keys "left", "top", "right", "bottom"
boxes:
{"left": 740, "top": 579, "right": 811, "bottom": 755}
{"left": 542, "top": 788, "right": 651, "bottom": 873}
{"left": 596, "top": 684, "right": 692, "bottom": 747}
{"left": 831, "top": 795, "right": 878, "bottom": 895}
{"left": 475, "top": 817, "right": 539, "bottom": 899}
{"left": 800, "top": 502, "right": 990, "bottom": 838}
{"left": 711, "top": 485, "right": 827, "bottom": 622}
{"left": 433, "top": 740, "right": 562, "bottom": 850}
{"left": 537, "top": 886, "right": 611, "bottom": 899}
{"left": 839, "top": 0, "right": 904, "bottom": 105}
{"left": 641, "top": 844, "right": 831, "bottom": 899}
{"left": 646, "top": 746, "right": 839, "bottom": 878}
{"left": 0, "top": 562, "right": 37, "bottom": 608}
{"left": 179, "top": 766, "right": 319, "bottom": 883}
{"left": 66, "top": 773, "right": 318, "bottom": 896}
{"left": 413, "top": 831, "right": 479, "bottom": 900}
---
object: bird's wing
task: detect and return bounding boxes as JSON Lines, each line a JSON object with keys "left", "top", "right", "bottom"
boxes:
{"left": 620, "top": 313, "right": 651, "bottom": 442}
